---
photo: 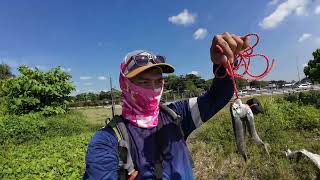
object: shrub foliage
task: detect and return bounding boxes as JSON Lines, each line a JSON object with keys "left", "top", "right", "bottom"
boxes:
{"left": 0, "top": 66, "right": 75, "bottom": 116}
{"left": 284, "top": 90, "right": 320, "bottom": 108}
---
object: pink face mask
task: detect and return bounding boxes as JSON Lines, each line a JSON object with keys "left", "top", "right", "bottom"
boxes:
{"left": 119, "top": 63, "right": 163, "bottom": 128}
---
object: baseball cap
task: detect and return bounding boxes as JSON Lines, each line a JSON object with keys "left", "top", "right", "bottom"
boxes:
{"left": 122, "top": 50, "right": 175, "bottom": 78}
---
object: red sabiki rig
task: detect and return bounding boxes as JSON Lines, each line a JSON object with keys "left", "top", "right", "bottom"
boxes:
{"left": 214, "top": 33, "right": 275, "bottom": 100}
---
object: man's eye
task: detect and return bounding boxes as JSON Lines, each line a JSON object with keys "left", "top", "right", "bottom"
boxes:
{"left": 139, "top": 81, "right": 149, "bottom": 85}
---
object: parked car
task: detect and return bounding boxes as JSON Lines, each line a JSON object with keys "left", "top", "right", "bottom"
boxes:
{"left": 239, "top": 90, "right": 248, "bottom": 95}
{"left": 298, "top": 84, "right": 311, "bottom": 90}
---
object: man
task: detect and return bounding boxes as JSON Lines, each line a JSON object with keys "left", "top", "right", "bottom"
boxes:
{"left": 83, "top": 32, "right": 250, "bottom": 179}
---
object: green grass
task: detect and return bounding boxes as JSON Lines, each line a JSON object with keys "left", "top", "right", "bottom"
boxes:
{"left": 1, "top": 95, "right": 320, "bottom": 179}
{"left": 1, "top": 133, "right": 91, "bottom": 179}
{"left": 188, "top": 96, "right": 320, "bottom": 179}
{"left": 72, "top": 106, "right": 121, "bottom": 128}
{"left": 0, "top": 108, "right": 105, "bottom": 179}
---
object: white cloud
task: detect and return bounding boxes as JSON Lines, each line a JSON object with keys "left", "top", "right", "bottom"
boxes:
{"left": 84, "top": 82, "right": 93, "bottom": 86}
{"left": 61, "top": 67, "right": 71, "bottom": 72}
{"left": 315, "top": 5, "right": 320, "bottom": 15}
{"left": 298, "top": 33, "right": 312, "bottom": 42}
{"left": 168, "top": 9, "right": 196, "bottom": 26}
{"left": 80, "top": 76, "right": 92, "bottom": 80}
{"left": 188, "top": 71, "right": 199, "bottom": 76}
{"left": 98, "top": 76, "right": 107, "bottom": 80}
{"left": 297, "top": 33, "right": 320, "bottom": 44}
{"left": 259, "top": 0, "right": 310, "bottom": 29}
{"left": 268, "top": 0, "right": 279, "bottom": 6}
{"left": 193, "top": 28, "right": 208, "bottom": 40}
{"left": 303, "top": 63, "right": 308, "bottom": 67}
{"left": 295, "top": 6, "right": 308, "bottom": 16}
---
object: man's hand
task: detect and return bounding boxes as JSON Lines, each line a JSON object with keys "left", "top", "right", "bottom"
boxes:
{"left": 210, "top": 32, "right": 250, "bottom": 65}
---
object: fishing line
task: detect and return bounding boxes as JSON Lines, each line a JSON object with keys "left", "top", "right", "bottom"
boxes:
{"left": 214, "top": 33, "right": 275, "bottom": 99}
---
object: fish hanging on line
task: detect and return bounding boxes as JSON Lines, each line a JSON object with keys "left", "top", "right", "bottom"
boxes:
{"left": 230, "top": 98, "right": 270, "bottom": 161}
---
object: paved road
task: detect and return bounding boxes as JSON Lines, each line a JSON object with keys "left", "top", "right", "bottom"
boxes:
{"left": 236, "top": 85, "right": 320, "bottom": 98}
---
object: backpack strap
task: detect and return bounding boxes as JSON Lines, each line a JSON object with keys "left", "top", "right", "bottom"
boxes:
{"left": 108, "top": 115, "right": 138, "bottom": 180}
{"left": 159, "top": 104, "right": 179, "bottom": 121}
{"left": 152, "top": 104, "right": 186, "bottom": 180}
{"left": 159, "top": 104, "right": 184, "bottom": 137}
{"left": 159, "top": 104, "right": 194, "bottom": 168}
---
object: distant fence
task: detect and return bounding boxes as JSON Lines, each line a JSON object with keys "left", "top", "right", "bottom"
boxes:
{"left": 69, "top": 86, "right": 320, "bottom": 109}
{"left": 69, "top": 104, "right": 121, "bottom": 110}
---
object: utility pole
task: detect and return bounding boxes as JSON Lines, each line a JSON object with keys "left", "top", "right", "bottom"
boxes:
{"left": 109, "top": 76, "right": 115, "bottom": 118}
{"left": 296, "top": 56, "right": 301, "bottom": 83}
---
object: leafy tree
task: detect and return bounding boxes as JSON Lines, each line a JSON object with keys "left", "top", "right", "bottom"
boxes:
{"left": 72, "top": 88, "right": 122, "bottom": 107}
{"left": 0, "top": 66, "right": 75, "bottom": 115}
{"left": 185, "top": 74, "right": 205, "bottom": 89}
{"left": 249, "top": 80, "right": 268, "bottom": 88}
{"left": 0, "top": 63, "right": 14, "bottom": 79}
{"left": 304, "top": 48, "right": 320, "bottom": 83}
{"left": 75, "top": 93, "right": 88, "bottom": 101}
{"left": 98, "top": 91, "right": 108, "bottom": 100}
{"left": 87, "top": 92, "right": 98, "bottom": 102}
{"left": 235, "top": 79, "right": 249, "bottom": 89}
{"left": 164, "top": 74, "right": 185, "bottom": 92}
{"left": 184, "top": 80, "right": 197, "bottom": 94}
{"left": 249, "top": 80, "right": 259, "bottom": 88}
{"left": 110, "top": 88, "right": 121, "bottom": 100}
{"left": 97, "top": 88, "right": 121, "bottom": 101}
{"left": 203, "top": 79, "right": 214, "bottom": 91}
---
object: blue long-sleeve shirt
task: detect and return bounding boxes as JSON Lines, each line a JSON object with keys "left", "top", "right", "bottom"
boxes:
{"left": 83, "top": 66, "right": 234, "bottom": 180}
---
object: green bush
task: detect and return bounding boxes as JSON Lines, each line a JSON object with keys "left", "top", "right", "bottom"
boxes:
{"left": 267, "top": 97, "right": 320, "bottom": 131}
{"left": 0, "top": 111, "right": 87, "bottom": 144}
{"left": 0, "top": 113, "right": 46, "bottom": 144}
{"left": 0, "top": 66, "right": 75, "bottom": 116}
{"left": 44, "top": 111, "right": 87, "bottom": 137}
{"left": 284, "top": 90, "right": 320, "bottom": 107}
{"left": 0, "top": 98, "right": 6, "bottom": 116}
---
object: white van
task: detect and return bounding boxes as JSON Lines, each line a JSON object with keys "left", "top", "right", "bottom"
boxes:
{"left": 298, "top": 84, "right": 311, "bottom": 90}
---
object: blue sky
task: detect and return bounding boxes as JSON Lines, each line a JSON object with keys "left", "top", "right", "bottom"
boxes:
{"left": 1, "top": 0, "right": 320, "bottom": 93}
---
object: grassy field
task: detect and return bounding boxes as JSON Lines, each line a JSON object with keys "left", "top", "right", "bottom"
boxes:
{"left": 189, "top": 96, "right": 320, "bottom": 179}
{"left": 0, "top": 107, "right": 119, "bottom": 179}
{"left": 1, "top": 95, "right": 320, "bottom": 179}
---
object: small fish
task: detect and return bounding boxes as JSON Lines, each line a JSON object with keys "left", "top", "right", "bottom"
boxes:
{"left": 230, "top": 98, "right": 269, "bottom": 161}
